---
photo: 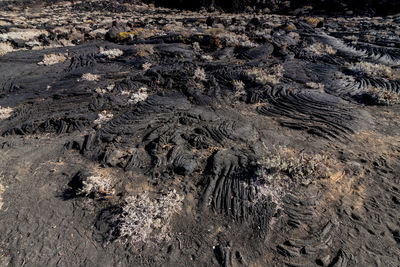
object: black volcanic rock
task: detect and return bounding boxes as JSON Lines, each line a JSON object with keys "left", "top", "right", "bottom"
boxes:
{"left": 145, "top": 0, "right": 400, "bottom": 15}
{"left": 1, "top": 1, "right": 400, "bottom": 267}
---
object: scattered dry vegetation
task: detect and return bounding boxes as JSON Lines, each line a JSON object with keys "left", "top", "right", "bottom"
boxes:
{"left": 233, "top": 79, "right": 245, "bottom": 91}
{"left": 347, "top": 61, "right": 393, "bottom": 78}
{"left": 306, "top": 42, "right": 337, "bottom": 55}
{"left": 81, "top": 73, "right": 100, "bottom": 81}
{"left": 260, "top": 145, "right": 334, "bottom": 185}
{"left": 117, "top": 190, "right": 183, "bottom": 244}
{"left": 303, "top": 17, "right": 323, "bottom": 27}
{"left": 77, "top": 173, "right": 114, "bottom": 197}
{"left": 99, "top": 48, "right": 124, "bottom": 59}
{"left": 38, "top": 53, "right": 67, "bottom": 65}
{"left": 366, "top": 86, "right": 400, "bottom": 105}
{"left": 247, "top": 65, "right": 284, "bottom": 85}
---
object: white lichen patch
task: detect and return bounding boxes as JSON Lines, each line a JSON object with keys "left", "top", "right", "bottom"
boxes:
{"left": 118, "top": 190, "right": 183, "bottom": 244}
{"left": 201, "top": 54, "right": 213, "bottom": 61}
{"left": 38, "top": 53, "right": 67, "bottom": 65}
{"left": 99, "top": 48, "right": 124, "bottom": 59}
{"left": 194, "top": 67, "right": 207, "bottom": 82}
{"left": 95, "top": 84, "right": 114, "bottom": 95}
{"left": 95, "top": 88, "right": 107, "bottom": 95}
{"left": 347, "top": 61, "right": 393, "bottom": 78}
{"left": 0, "top": 42, "right": 14, "bottom": 56}
{"left": 94, "top": 110, "right": 114, "bottom": 125}
{"left": 130, "top": 87, "right": 148, "bottom": 104}
{"left": 81, "top": 73, "right": 100, "bottom": 81}
{"left": 0, "top": 106, "right": 13, "bottom": 120}
{"left": 121, "top": 87, "right": 149, "bottom": 104}
{"left": 247, "top": 65, "right": 284, "bottom": 85}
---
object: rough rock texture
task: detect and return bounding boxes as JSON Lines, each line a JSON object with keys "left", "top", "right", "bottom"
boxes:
{"left": 0, "top": 1, "right": 400, "bottom": 266}
{"left": 146, "top": 0, "right": 400, "bottom": 15}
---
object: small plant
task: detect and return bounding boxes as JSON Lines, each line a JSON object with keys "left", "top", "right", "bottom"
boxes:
{"left": 117, "top": 28, "right": 143, "bottom": 42}
{"left": 306, "top": 82, "right": 325, "bottom": 91}
{"left": 347, "top": 61, "right": 393, "bottom": 78}
{"left": 38, "top": 53, "right": 67, "bottom": 65}
{"left": 260, "top": 145, "right": 333, "bottom": 185}
{"left": 303, "top": 17, "right": 322, "bottom": 27}
{"left": 305, "top": 42, "right": 336, "bottom": 55}
{"left": 233, "top": 79, "right": 245, "bottom": 91}
{"left": 365, "top": 86, "right": 400, "bottom": 105}
{"left": 94, "top": 110, "right": 114, "bottom": 125}
{"left": 81, "top": 73, "right": 100, "bottom": 81}
{"left": 0, "top": 106, "right": 13, "bottom": 120}
{"left": 142, "top": 62, "right": 152, "bottom": 71}
{"left": 247, "top": 65, "right": 284, "bottom": 86}
{"left": 233, "top": 80, "right": 246, "bottom": 97}
{"left": 117, "top": 190, "right": 183, "bottom": 244}
{"left": 99, "top": 48, "right": 123, "bottom": 59}
{"left": 78, "top": 175, "right": 114, "bottom": 197}
{"left": 194, "top": 67, "right": 207, "bottom": 82}
{"left": 213, "top": 31, "right": 257, "bottom": 48}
